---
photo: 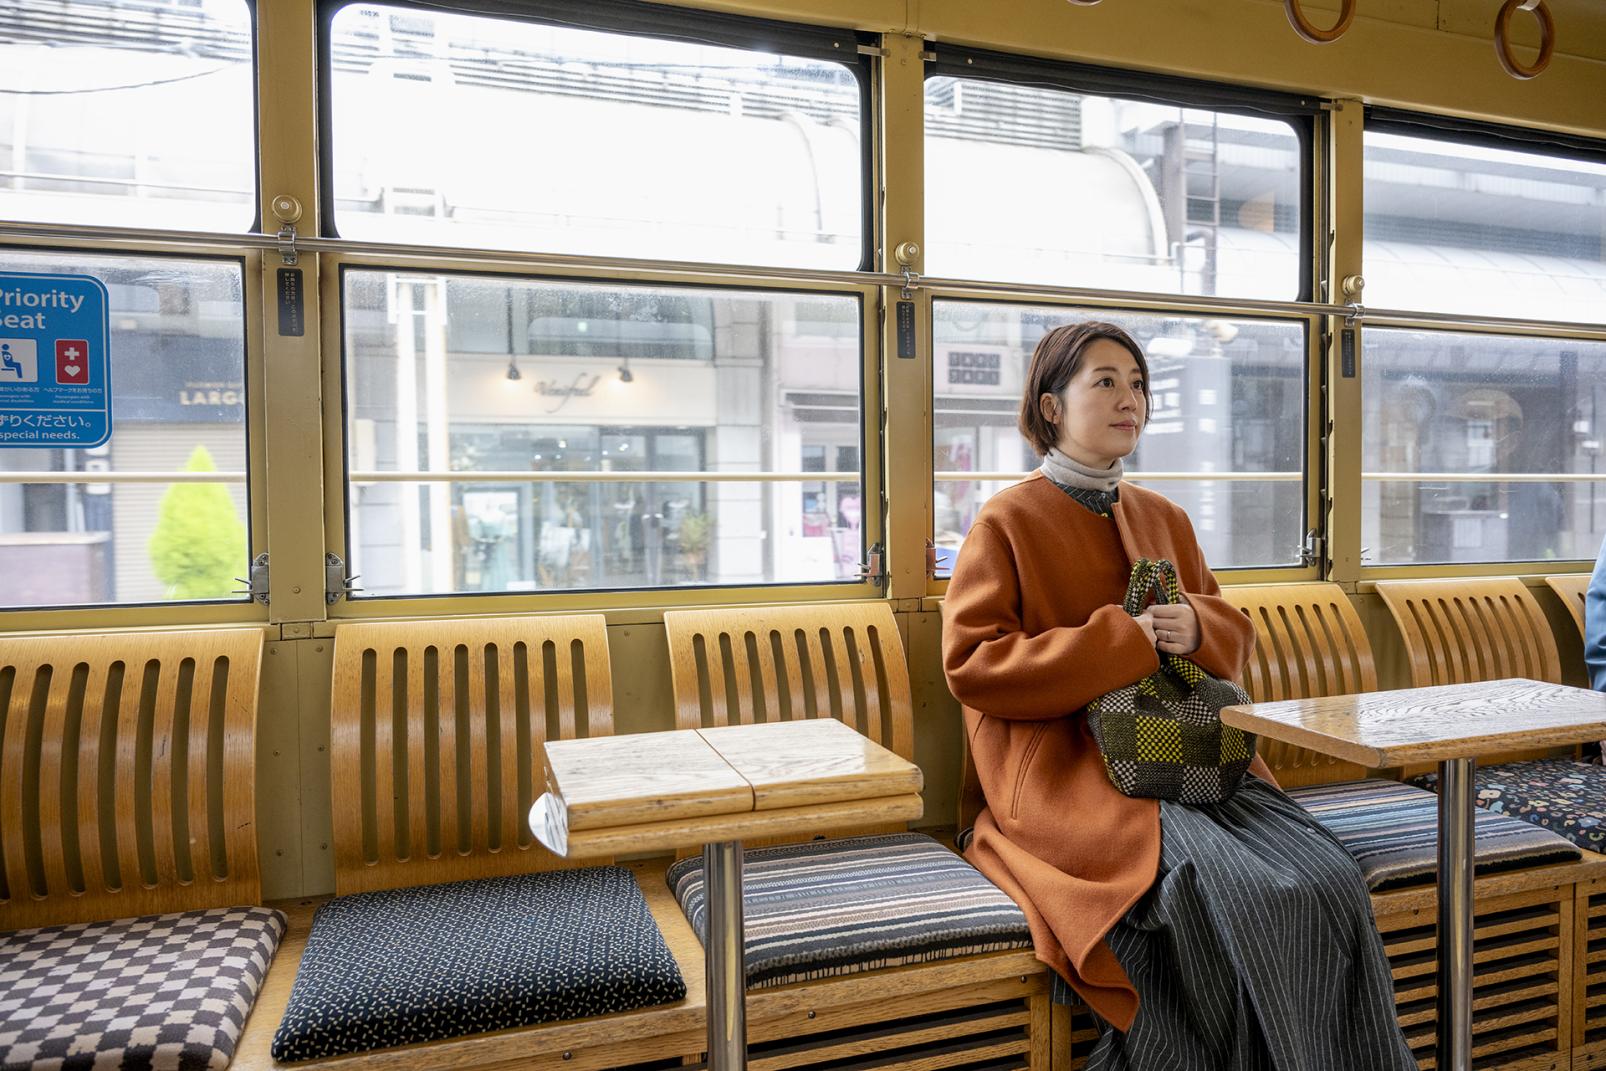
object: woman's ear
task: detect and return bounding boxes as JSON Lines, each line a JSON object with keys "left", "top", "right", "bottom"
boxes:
{"left": 1039, "top": 392, "right": 1059, "bottom": 425}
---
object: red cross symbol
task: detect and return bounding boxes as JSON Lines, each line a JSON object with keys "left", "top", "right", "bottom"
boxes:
{"left": 55, "top": 340, "right": 90, "bottom": 385}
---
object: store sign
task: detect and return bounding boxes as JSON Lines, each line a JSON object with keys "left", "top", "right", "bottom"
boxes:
{"left": 533, "top": 372, "right": 601, "bottom": 413}
{"left": 946, "top": 350, "right": 1002, "bottom": 386}
{"left": 0, "top": 271, "right": 112, "bottom": 448}
{"left": 463, "top": 355, "right": 718, "bottom": 426}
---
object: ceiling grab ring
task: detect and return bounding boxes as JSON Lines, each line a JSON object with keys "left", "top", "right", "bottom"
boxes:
{"left": 1495, "top": 0, "right": 1555, "bottom": 80}
{"left": 1284, "top": 0, "right": 1356, "bottom": 43}
{"left": 1066, "top": 0, "right": 1102, "bottom": 6}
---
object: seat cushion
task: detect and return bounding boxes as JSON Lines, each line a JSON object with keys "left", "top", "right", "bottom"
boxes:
{"left": 665, "top": 832, "right": 1032, "bottom": 989}
{"left": 0, "top": 905, "right": 285, "bottom": 1071}
{"left": 1412, "top": 758, "right": 1606, "bottom": 854}
{"left": 1288, "top": 778, "right": 1580, "bottom": 891}
{"left": 270, "top": 867, "right": 686, "bottom": 1062}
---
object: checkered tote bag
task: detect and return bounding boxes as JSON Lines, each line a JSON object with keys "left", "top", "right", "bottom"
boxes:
{"left": 1086, "top": 558, "right": 1257, "bottom": 804}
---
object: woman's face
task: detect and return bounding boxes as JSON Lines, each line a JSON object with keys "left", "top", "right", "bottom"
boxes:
{"left": 1040, "top": 338, "right": 1147, "bottom": 468}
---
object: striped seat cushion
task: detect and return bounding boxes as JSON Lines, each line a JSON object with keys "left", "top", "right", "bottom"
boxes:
{"left": 665, "top": 832, "right": 1032, "bottom": 989}
{"left": 1412, "top": 758, "right": 1606, "bottom": 853}
{"left": 1288, "top": 778, "right": 1580, "bottom": 891}
{"left": 271, "top": 868, "right": 686, "bottom": 1062}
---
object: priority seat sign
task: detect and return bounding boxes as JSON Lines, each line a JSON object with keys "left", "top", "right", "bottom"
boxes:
{"left": 0, "top": 271, "right": 111, "bottom": 448}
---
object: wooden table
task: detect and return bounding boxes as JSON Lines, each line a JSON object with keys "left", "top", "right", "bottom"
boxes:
{"left": 1222, "top": 677, "right": 1606, "bottom": 1071}
{"left": 529, "top": 718, "right": 923, "bottom": 1071}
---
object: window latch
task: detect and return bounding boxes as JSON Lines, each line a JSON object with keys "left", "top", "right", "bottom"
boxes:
{"left": 1299, "top": 530, "right": 1325, "bottom": 568}
{"left": 857, "top": 542, "right": 886, "bottom": 588}
{"left": 925, "top": 538, "right": 939, "bottom": 579}
{"left": 233, "top": 552, "right": 270, "bottom": 604}
{"left": 325, "top": 552, "right": 363, "bottom": 604}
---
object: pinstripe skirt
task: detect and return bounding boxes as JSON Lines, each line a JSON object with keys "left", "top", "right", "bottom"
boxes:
{"left": 1053, "top": 777, "right": 1416, "bottom": 1071}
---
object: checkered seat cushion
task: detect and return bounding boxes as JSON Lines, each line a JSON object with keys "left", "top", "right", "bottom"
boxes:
{"left": 1411, "top": 758, "right": 1606, "bottom": 854}
{"left": 270, "top": 867, "right": 686, "bottom": 1063}
{"left": 0, "top": 906, "right": 285, "bottom": 1071}
{"left": 665, "top": 832, "right": 1032, "bottom": 989}
{"left": 1288, "top": 778, "right": 1580, "bottom": 891}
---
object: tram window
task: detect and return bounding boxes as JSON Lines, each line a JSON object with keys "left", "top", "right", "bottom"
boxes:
{"left": 1363, "top": 130, "right": 1606, "bottom": 324}
{"left": 933, "top": 302, "right": 1305, "bottom": 574}
{"left": 924, "top": 78, "right": 1304, "bottom": 300}
{"left": 1363, "top": 328, "right": 1606, "bottom": 565}
{"left": 0, "top": 250, "right": 250, "bottom": 608}
{"left": 0, "top": 0, "right": 256, "bottom": 231}
{"left": 326, "top": 4, "right": 865, "bottom": 269}
{"left": 341, "top": 271, "right": 864, "bottom": 596}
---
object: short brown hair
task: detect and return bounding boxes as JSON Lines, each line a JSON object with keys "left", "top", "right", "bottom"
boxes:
{"left": 1017, "top": 321, "right": 1152, "bottom": 457}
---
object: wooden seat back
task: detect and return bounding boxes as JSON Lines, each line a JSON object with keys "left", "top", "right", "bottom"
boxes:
{"left": 662, "top": 603, "right": 914, "bottom": 843}
{"left": 1375, "top": 578, "right": 1564, "bottom": 766}
{"left": 0, "top": 628, "right": 265, "bottom": 930}
{"left": 1375, "top": 578, "right": 1561, "bottom": 688}
{"left": 661, "top": 603, "right": 913, "bottom": 760}
{"left": 1222, "top": 584, "right": 1374, "bottom": 786}
{"left": 330, "top": 615, "right": 613, "bottom": 895}
{"left": 1543, "top": 573, "right": 1588, "bottom": 639}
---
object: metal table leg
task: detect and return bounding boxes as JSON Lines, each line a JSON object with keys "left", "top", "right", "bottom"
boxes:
{"left": 1437, "top": 757, "right": 1475, "bottom": 1071}
{"left": 705, "top": 840, "right": 747, "bottom": 1070}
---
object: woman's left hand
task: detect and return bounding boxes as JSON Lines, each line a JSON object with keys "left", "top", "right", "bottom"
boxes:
{"left": 1149, "top": 600, "right": 1201, "bottom": 655}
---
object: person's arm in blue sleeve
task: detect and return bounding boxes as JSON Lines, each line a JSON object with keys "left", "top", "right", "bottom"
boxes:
{"left": 1585, "top": 540, "right": 1606, "bottom": 692}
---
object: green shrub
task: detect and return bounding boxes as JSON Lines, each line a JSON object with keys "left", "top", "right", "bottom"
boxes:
{"left": 148, "top": 445, "right": 247, "bottom": 600}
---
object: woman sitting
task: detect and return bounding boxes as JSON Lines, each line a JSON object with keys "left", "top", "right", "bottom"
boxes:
{"left": 942, "top": 321, "right": 1413, "bottom": 1070}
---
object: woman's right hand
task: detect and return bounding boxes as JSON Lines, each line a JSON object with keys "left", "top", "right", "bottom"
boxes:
{"left": 1132, "top": 611, "right": 1158, "bottom": 647}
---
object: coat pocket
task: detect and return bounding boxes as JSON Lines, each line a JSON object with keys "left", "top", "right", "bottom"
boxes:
{"left": 1009, "top": 722, "right": 1050, "bottom": 820}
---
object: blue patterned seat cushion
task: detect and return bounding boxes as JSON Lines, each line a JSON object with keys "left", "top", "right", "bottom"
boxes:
{"left": 1287, "top": 778, "right": 1580, "bottom": 891}
{"left": 271, "top": 867, "right": 686, "bottom": 1062}
{"left": 665, "top": 832, "right": 1031, "bottom": 989}
{"left": 0, "top": 906, "right": 285, "bottom": 1071}
{"left": 1411, "top": 758, "right": 1606, "bottom": 854}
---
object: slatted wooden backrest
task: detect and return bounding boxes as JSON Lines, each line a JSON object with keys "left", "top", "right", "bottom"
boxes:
{"left": 662, "top": 603, "right": 914, "bottom": 763}
{"left": 0, "top": 628, "right": 264, "bottom": 930}
{"left": 1376, "top": 578, "right": 1565, "bottom": 767}
{"left": 1543, "top": 574, "right": 1588, "bottom": 640}
{"left": 330, "top": 615, "right": 613, "bottom": 895}
{"left": 1375, "top": 578, "right": 1562, "bottom": 688}
{"left": 1222, "top": 584, "right": 1376, "bottom": 786}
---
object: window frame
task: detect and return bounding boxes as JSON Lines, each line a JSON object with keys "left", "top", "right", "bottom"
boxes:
{"left": 1355, "top": 111, "right": 1606, "bottom": 577}
{"left": 315, "top": 0, "right": 877, "bottom": 272}
{"left": 921, "top": 43, "right": 1321, "bottom": 305}
{"left": 320, "top": 254, "right": 887, "bottom": 616}
{"left": 0, "top": 238, "right": 268, "bottom": 626}
{"left": 920, "top": 286, "right": 1325, "bottom": 598}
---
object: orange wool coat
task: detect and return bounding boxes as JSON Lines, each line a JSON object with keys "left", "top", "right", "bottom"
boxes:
{"left": 942, "top": 473, "right": 1266, "bottom": 1031}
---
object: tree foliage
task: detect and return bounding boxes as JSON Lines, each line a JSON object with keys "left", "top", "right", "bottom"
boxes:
{"left": 148, "top": 445, "right": 247, "bottom": 600}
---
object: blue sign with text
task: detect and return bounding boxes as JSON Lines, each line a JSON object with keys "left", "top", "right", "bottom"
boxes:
{"left": 0, "top": 271, "right": 112, "bottom": 448}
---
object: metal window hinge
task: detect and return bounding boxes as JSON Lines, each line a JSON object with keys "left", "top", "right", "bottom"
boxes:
{"left": 325, "top": 552, "right": 363, "bottom": 604}
{"left": 857, "top": 542, "right": 886, "bottom": 588}
{"left": 234, "top": 552, "right": 270, "bottom": 604}
{"left": 1299, "top": 530, "right": 1325, "bottom": 569}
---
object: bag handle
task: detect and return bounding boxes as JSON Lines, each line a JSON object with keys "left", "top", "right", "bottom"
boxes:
{"left": 1123, "top": 558, "right": 1180, "bottom": 615}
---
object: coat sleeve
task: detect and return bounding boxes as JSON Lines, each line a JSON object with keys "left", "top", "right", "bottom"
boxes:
{"left": 1586, "top": 541, "right": 1606, "bottom": 692}
{"left": 1175, "top": 512, "right": 1256, "bottom": 683}
{"left": 942, "top": 520, "right": 1161, "bottom": 720}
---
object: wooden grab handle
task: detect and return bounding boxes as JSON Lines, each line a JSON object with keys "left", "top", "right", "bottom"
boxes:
{"left": 1495, "top": 0, "right": 1555, "bottom": 80}
{"left": 1284, "top": 0, "right": 1356, "bottom": 43}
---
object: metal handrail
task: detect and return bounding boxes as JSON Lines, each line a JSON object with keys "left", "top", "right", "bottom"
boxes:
{"left": 4, "top": 218, "right": 1604, "bottom": 338}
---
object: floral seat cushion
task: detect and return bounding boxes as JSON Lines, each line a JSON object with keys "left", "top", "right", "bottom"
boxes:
{"left": 1411, "top": 758, "right": 1606, "bottom": 853}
